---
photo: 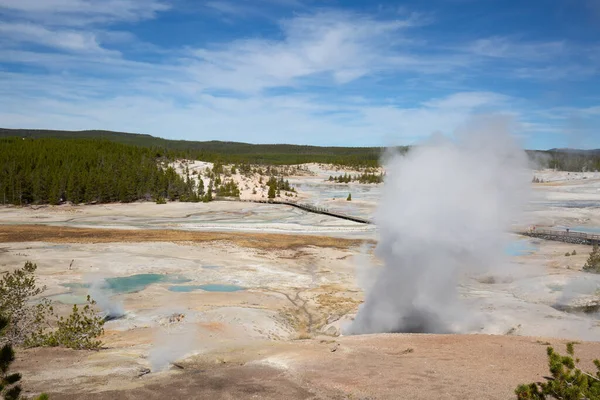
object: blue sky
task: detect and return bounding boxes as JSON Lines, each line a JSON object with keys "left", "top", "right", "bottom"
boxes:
{"left": 0, "top": 0, "right": 599, "bottom": 149}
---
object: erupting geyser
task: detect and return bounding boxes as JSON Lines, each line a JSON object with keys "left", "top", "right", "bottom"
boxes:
{"left": 346, "top": 116, "right": 530, "bottom": 335}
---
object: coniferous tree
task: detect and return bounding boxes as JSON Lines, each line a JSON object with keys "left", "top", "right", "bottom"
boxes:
{"left": 515, "top": 343, "right": 600, "bottom": 399}
{"left": 583, "top": 244, "right": 600, "bottom": 273}
{"left": 0, "top": 315, "right": 23, "bottom": 400}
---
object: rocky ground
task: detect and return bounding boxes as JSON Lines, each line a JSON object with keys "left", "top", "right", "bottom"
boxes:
{"left": 14, "top": 334, "right": 600, "bottom": 399}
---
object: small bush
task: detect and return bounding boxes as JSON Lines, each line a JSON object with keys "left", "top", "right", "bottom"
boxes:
{"left": 515, "top": 343, "right": 600, "bottom": 399}
{"left": 0, "top": 262, "right": 104, "bottom": 350}
{"left": 0, "top": 262, "right": 54, "bottom": 347}
{"left": 346, "top": 193, "right": 352, "bottom": 201}
{"left": 565, "top": 252, "right": 571, "bottom": 257}
{"left": 583, "top": 244, "right": 600, "bottom": 273}
{"left": 155, "top": 197, "right": 167, "bottom": 204}
{"left": 26, "top": 296, "right": 104, "bottom": 350}
{"left": 572, "top": 250, "right": 577, "bottom": 256}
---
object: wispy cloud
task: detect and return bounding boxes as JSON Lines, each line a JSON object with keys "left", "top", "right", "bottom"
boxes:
{"left": 0, "top": 67, "right": 527, "bottom": 146}
{"left": 204, "top": 0, "right": 304, "bottom": 18}
{"left": 187, "top": 10, "right": 447, "bottom": 92}
{"left": 467, "top": 36, "right": 567, "bottom": 61}
{"left": 0, "top": 22, "right": 116, "bottom": 54}
{"left": 514, "top": 65, "right": 598, "bottom": 81}
{"left": 0, "top": 0, "right": 170, "bottom": 25}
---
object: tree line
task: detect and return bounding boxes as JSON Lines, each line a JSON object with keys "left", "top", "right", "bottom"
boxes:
{"left": 0, "top": 138, "right": 198, "bottom": 205}
{"left": 0, "top": 129, "right": 385, "bottom": 167}
{"left": 328, "top": 172, "right": 384, "bottom": 184}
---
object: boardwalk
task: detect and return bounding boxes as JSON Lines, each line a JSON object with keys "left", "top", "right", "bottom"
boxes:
{"left": 520, "top": 228, "right": 600, "bottom": 245}
{"left": 215, "top": 198, "right": 373, "bottom": 224}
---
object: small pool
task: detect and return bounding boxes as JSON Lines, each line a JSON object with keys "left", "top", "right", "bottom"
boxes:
{"left": 102, "top": 274, "right": 186, "bottom": 294}
{"left": 168, "top": 284, "right": 245, "bottom": 293}
{"left": 59, "top": 274, "right": 191, "bottom": 298}
{"left": 505, "top": 240, "right": 538, "bottom": 256}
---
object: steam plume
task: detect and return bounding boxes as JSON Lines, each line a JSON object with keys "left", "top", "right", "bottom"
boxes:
{"left": 149, "top": 325, "right": 198, "bottom": 372}
{"left": 346, "top": 116, "right": 530, "bottom": 335}
{"left": 87, "top": 276, "right": 125, "bottom": 320}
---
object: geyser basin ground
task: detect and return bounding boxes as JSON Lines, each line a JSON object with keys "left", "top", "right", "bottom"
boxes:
{"left": 1, "top": 168, "right": 600, "bottom": 398}
{"left": 168, "top": 284, "right": 245, "bottom": 292}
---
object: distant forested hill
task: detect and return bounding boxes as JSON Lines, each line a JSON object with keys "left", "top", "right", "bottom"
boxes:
{"left": 0, "top": 128, "right": 385, "bottom": 166}
{"left": 527, "top": 149, "right": 600, "bottom": 172}
{"left": 1, "top": 128, "right": 599, "bottom": 171}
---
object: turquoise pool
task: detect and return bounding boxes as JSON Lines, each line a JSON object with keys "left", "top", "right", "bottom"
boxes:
{"left": 62, "top": 274, "right": 191, "bottom": 292}
{"left": 505, "top": 240, "right": 538, "bottom": 256}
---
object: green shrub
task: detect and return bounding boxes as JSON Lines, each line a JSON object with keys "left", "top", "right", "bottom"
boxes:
{"left": 572, "top": 250, "right": 577, "bottom": 256}
{"left": 565, "top": 252, "right": 571, "bottom": 257}
{"left": 0, "top": 262, "right": 53, "bottom": 347}
{"left": 347, "top": 193, "right": 352, "bottom": 201}
{"left": 25, "top": 296, "right": 104, "bottom": 350}
{"left": 155, "top": 197, "right": 167, "bottom": 204}
{"left": 0, "top": 262, "right": 104, "bottom": 350}
{"left": 515, "top": 343, "right": 600, "bottom": 399}
{"left": 583, "top": 244, "right": 600, "bottom": 273}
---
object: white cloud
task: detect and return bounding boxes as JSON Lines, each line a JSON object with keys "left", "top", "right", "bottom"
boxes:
{"left": 467, "top": 36, "right": 566, "bottom": 61}
{"left": 461, "top": 36, "right": 598, "bottom": 82}
{"left": 582, "top": 106, "right": 600, "bottom": 116}
{"left": 0, "top": 70, "right": 523, "bottom": 145}
{"left": 0, "top": 0, "right": 170, "bottom": 25}
{"left": 204, "top": 0, "right": 305, "bottom": 18}
{"left": 186, "top": 10, "right": 449, "bottom": 93}
{"left": 422, "top": 92, "right": 509, "bottom": 110}
{"left": 514, "top": 65, "right": 598, "bottom": 81}
{"left": 0, "top": 22, "right": 115, "bottom": 53}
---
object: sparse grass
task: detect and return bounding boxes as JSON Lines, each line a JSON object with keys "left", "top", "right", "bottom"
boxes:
{"left": 314, "top": 292, "right": 361, "bottom": 333}
{"left": 0, "top": 225, "right": 371, "bottom": 251}
{"left": 280, "top": 306, "right": 311, "bottom": 340}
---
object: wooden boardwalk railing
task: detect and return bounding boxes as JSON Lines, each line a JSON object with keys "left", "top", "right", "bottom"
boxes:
{"left": 215, "top": 197, "right": 373, "bottom": 224}
{"left": 519, "top": 228, "right": 600, "bottom": 245}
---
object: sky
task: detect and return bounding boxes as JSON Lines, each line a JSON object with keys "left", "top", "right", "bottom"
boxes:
{"left": 0, "top": 0, "right": 599, "bottom": 149}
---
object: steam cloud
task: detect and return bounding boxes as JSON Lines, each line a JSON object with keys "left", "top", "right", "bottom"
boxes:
{"left": 87, "top": 276, "right": 125, "bottom": 320}
{"left": 149, "top": 325, "right": 198, "bottom": 372}
{"left": 346, "top": 116, "right": 530, "bottom": 335}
